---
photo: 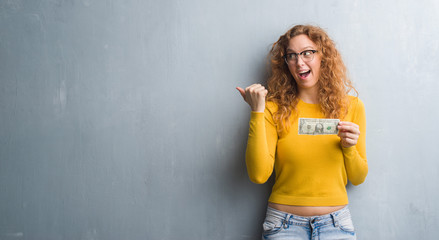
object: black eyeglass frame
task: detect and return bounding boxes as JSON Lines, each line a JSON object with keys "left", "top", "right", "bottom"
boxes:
{"left": 282, "top": 50, "right": 318, "bottom": 64}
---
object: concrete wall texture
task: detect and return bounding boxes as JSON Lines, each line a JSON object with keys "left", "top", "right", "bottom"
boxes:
{"left": 1, "top": 0, "right": 438, "bottom": 239}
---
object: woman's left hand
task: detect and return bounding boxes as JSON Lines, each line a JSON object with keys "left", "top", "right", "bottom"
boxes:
{"left": 337, "top": 121, "right": 360, "bottom": 148}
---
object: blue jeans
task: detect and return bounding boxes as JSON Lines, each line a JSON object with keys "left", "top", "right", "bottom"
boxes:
{"left": 262, "top": 206, "right": 356, "bottom": 240}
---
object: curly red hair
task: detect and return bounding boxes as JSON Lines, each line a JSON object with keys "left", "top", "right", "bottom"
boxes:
{"left": 267, "top": 25, "right": 357, "bottom": 135}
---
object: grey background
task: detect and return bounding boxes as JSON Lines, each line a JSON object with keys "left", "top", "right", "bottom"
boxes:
{"left": 1, "top": 0, "right": 438, "bottom": 239}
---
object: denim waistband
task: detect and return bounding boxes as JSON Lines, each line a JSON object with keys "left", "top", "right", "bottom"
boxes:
{"left": 266, "top": 205, "right": 351, "bottom": 227}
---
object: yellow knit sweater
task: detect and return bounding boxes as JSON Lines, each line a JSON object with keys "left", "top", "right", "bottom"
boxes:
{"left": 246, "top": 96, "right": 368, "bottom": 206}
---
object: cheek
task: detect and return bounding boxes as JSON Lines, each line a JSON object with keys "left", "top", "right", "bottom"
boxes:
{"left": 311, "top": 61, "right": 322, "bottom": 76}
{"left": 288, "top": 66, "right": 297, "bottom": 77}
{"left": 314, "top": 57, "right": 323, "bottom": 71}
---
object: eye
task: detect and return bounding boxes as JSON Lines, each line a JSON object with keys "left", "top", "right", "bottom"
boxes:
{"left": 287, "top": 53, "right": 297, "bottom": 60}
{"left": 303, "top": 50, "right": 312, "bottom": 56}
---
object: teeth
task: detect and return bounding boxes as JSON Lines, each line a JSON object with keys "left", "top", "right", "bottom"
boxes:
{"left": 299, "top": 70, "right": 310, "bottom": 74}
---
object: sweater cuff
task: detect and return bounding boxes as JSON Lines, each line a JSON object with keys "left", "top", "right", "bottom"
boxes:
{"left": 250, "top": 111, "right": 264, "bottom": 120}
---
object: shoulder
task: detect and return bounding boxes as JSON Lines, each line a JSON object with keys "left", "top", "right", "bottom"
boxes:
{"left": 347, "top": 95, "right": 365, "bottom": 111}
{"left": 346, "top": 95, "right": 366, "bottom": 120}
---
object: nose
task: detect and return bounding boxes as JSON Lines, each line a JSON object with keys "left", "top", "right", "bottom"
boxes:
{"left": 296, "top": 55, "right": 306, "bottom": 66}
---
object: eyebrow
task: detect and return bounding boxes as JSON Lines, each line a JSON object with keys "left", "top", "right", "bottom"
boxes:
{"left": 286, "top": 46, "right": 315, "bottom": 53}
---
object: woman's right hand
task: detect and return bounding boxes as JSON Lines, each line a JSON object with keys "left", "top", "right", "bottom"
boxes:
{"left": 236, "top": 84, "right": 268, "bottom": 112}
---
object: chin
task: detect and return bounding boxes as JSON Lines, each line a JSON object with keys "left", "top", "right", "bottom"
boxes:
{"left": 296, "top": 79, "right": 318, "bottom": 87}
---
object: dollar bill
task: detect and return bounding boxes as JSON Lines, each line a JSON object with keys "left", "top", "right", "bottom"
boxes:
{"left": 298, "top": 118, "right": 340, "bottom": 135}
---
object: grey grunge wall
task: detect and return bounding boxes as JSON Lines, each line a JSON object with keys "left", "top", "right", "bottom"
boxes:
{"left": 1, "top": 0, "right": 438, "bottom": 239}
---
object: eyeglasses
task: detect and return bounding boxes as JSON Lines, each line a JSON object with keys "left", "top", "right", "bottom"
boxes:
{"left": 283, "top": 50, "right": 318, "bottom": 64}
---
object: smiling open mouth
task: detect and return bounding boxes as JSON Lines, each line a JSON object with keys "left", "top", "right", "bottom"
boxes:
{"left": 299, "top": 70, "right": 311, "bottom": 78}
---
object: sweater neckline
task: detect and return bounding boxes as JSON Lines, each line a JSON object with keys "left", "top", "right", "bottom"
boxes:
{"left": 298, "top": 98, "right": 320, "bottom": 108}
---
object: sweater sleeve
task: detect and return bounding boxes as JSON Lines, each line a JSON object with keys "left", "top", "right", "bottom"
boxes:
{"left": 342, "top": 98, "right": 368, "bottom": 185}
{"left": 245, "top": 105, "right": 278, "bottom": 184}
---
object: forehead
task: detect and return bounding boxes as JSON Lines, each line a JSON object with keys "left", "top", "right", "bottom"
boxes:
{"left": 286, "top": 34, "right": 317, "bottom": 52}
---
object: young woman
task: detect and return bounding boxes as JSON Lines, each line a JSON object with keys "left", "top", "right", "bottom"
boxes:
{"left": 237, "top": 25, "right": 368, "bottom": 239}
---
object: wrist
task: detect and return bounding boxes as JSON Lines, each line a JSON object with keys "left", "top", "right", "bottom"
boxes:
{"left": 251, "top": 106, "right": 265, "bottom": 112}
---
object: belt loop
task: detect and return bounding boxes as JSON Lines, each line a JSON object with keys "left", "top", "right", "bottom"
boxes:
{"left": 282, "top": 215, "right": 290, "bottom": 229}
{"left": 331, "top": 213, "right": 338, "bottom": 228}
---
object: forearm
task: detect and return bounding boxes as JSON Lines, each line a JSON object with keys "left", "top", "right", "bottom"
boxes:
{"left": 245, "top": 112, "right": 276, "bottom": 184}
{"left": 343, "top": 98, "right": 368, "bottom": 185}
{"left": 342, "top": 146, "right": 368, "bottom": 185}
